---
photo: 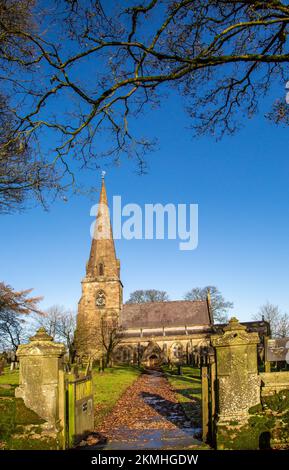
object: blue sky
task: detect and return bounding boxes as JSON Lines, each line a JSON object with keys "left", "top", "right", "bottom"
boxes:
{"left": 1, "top": 81, "right": 289, "bottom": 322}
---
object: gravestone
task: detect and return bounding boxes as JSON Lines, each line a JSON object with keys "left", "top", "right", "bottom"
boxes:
{"left": 15, "top": 327, "right": 66, "bottom": 431}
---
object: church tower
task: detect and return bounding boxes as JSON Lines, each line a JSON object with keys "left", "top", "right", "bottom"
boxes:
{"left": 76, "top": 175, "right": 123, "bottom": 357}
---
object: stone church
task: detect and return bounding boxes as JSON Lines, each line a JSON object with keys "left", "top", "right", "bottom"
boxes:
{"left": 76, "top": 177, "right": 269, "bottom": 367}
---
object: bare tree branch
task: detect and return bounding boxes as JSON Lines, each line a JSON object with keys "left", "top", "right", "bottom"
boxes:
{"left": 2, "top": 1, "right": 289, "bottom": 210}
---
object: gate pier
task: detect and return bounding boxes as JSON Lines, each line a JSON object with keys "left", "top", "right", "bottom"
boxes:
{"left": 16, "top": 327, "right": 94, "bottom": 448}
{"left": 16, "top": 327, "right": 66, "bottom": 432}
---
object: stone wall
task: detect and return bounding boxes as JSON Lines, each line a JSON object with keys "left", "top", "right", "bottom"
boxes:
{"left": 260, "top": 371, "right": 289, "bottom": 396}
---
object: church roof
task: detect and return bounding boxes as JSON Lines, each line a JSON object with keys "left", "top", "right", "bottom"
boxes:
{"left": 121, "top": 300, "right": 211, "bottom": 329}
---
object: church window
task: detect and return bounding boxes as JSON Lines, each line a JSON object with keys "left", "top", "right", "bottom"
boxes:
{"left": 99, "top": 263, "right": 104, "bottom": 276}
{"left": 114, "top": 348, "right": 122, "bottom": 362}
{"left": 114, "top": 346, "right": 132, "bottom": 363}
{"left": 123, "top": 347, "right": 132, "bottom": 362}
{"left": 172, "top": 343, "right": 183, "bottom": 358}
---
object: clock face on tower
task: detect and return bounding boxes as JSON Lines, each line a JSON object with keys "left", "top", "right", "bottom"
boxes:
{"left": 96, "top": 290, "right": 106, "bottom": 307}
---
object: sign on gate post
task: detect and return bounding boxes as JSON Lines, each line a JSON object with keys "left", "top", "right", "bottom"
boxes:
{"left": 67, "top": 373, "right": 94, "bottom": 447}
{"left": 265, "top": 338, "right": 289, "bottom": 362}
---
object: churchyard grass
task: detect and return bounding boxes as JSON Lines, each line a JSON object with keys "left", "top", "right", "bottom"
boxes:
{"left": 92, "top": 365, "right": 142, "bottom": 428}
{"left": 163, "top": 366, "right": 202, "bottom": 427}
{"left": 0, "top": 367, "right": 19, "bottom": 385}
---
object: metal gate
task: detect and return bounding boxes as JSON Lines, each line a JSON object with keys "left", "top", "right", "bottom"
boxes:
{"left": 66, "top": 372, "right": 94, "bottom": 447}
{"left": 201, "top": 347, "right": 216, "bottom": 445}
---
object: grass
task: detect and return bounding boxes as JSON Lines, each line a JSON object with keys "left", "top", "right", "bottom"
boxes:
{"left": 92, "top": 365, "right": 142, "bottom": 428}
{"left": 163, "top": 365, "right": 202, "bottom": 427}
{"left": 0, "top": 367, "right": 19, "bottom": 386}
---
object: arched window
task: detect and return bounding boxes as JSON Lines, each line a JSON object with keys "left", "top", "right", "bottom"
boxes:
{"left": 99, "top": 263, "right": 104, "bottom": 276}
{"left": 114, "top": 347, "right": 132, "bottom": 363}
{"left": 172, "top": 343, "right": 183, "bottom": 358}
{"left": 121, "top": 347, "right": 132, "bottom": 362}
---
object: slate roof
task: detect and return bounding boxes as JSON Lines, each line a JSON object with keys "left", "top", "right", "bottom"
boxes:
{"left": 121, "top": 300, "right": 212, "bottom": 329}
{"left": 213, "top": 321, "right": 270, "bottom": 337}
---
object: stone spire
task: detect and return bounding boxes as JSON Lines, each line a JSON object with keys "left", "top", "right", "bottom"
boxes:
{"left": 86, "top": 175, "right": 119, "bottom": 279}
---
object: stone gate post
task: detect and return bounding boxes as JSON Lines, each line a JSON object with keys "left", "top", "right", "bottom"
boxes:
{"left": 15, "top": 327, "right": 66, "bottom": 431}
{"left": 211, "top": 317, "right": 260, "bottom": 449}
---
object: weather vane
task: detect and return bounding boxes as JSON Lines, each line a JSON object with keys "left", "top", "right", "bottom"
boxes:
{"left": 101, "top": 170, "right": 106, "bottom": 180}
